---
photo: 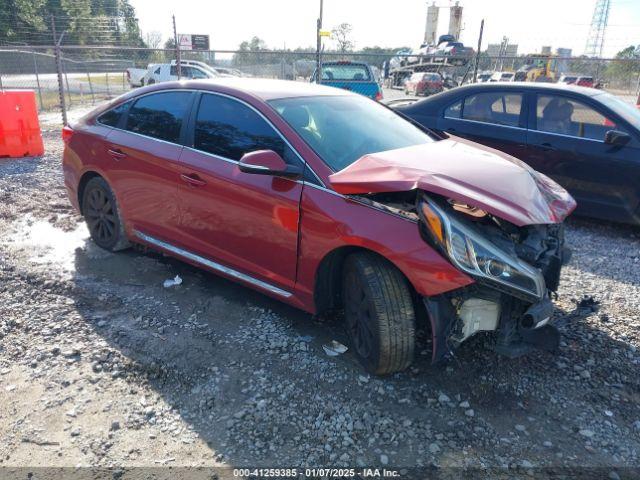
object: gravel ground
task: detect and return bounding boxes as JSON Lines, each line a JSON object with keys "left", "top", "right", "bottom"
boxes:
{"left": 0, "top": 114, "right": 639, "bottom": 478}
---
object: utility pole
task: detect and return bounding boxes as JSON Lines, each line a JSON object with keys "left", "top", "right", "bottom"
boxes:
{"left": 316, "top": 0, "right": 323, "bottom": 83}
{"left": 472, "top": 19, "right": 484, "bottom": 84}
{"left": 173, "top": 14, "right": 181, "bottom": 79}
{"left": 52, "top": 15, "right": 67, "bottom": 126}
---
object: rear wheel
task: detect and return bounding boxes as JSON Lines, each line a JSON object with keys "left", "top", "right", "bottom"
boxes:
{"left": 82, "top": 177, "right": 130, "bottom": 252}
{"left": 343, "top": 252, "right": 415, "bottom": 375}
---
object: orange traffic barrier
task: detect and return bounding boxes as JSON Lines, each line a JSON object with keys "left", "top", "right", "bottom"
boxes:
{"left": 0, "top": 90, "right": 44, "bottom": 158}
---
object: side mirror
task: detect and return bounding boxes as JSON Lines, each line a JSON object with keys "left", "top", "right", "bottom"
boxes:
{"left": 238, "top": 150, "right": 302, "bottom": 179}
{"left": 604, "top": 130, "right": 631, "bottom": 147}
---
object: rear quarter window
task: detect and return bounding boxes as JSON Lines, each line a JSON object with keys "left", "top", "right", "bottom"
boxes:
{"left": 444, "top": 100, "right": 462, "bottom": 119}
{"left": 97, "top": 100, "right": 131, "bottom": 127}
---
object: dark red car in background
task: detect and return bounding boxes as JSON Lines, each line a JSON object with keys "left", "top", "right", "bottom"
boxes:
{"left": 63, "top": 79, "right": 574, "bottom": 375}
{"left": 404, "top": 72, "right": 444, "bottom": 96}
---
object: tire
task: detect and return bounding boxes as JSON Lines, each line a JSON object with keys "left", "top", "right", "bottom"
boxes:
{"left": 82, "top": 177, "right": 130, "bottom": 252}
{"left": 342, "top": 252, "right": 415, "bottom": 375}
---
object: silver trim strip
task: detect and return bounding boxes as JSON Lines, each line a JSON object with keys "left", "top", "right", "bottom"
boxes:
{"left": 304, "top": 182, "right": 345, "bottom": 198}
{"left": 444, "top": 116, "right": 527, "bottom": 131}
{"left": 134, "top": 230, "right": 293, "bottom": 298}
{"left": 529, "top": 129, "right": 606, "bottom": 143}
{"left": 184, "top": 146, "right": 239, "bottom": 166}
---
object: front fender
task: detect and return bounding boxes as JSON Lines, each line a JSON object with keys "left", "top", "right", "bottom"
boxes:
{"left": 296, "top": 186, "right": 473, "bottom": 313}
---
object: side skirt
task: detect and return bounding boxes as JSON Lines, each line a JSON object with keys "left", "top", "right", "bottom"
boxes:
{"left": 133, "top": 230, "right": 293, "bottom": 299}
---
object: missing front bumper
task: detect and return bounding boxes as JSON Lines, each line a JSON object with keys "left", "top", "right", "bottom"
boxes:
{"left": 423, "top": 293, "right": 559, "bottom": 364}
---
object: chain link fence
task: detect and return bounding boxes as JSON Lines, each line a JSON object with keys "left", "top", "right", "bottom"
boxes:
{"left": 1, "top": 46, "right": 639, "bottom": 123}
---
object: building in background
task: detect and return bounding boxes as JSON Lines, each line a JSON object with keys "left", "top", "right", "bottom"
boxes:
{"left": 448, "top": 1, "right": 463, "bottom": 40}
{"left": 556, "top": 47, "right": 573, "bottom": 73}
{"left": 424, "top": 2, "right": 439, "bottom": 45}
{"left": 541, "top": 46, "right": 552, "bottom": 55}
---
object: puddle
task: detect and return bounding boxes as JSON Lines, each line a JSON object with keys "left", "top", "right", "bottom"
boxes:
{"left": 8, "top": 215, "right": 92, "bottom": 272}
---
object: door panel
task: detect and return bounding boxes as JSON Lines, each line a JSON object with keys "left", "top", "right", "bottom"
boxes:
{"left": 105, "top": 91, "right": 193, "bottom": 240}
{"left": 106, "top": 130, "right": 184, "bottom": 240}
{"left": 526, "top": 94, "right": 640, "bottom": 222}
{"left": 177, "top": 148, "right": 302, "bottom": 290}
{"left": 176, "top": 92, "right": 304, "bottom": 291}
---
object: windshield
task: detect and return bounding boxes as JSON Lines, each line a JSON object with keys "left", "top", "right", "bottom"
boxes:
{"left": 270, "top": 95, "right": 434, "bottom": 172}
{"left": 319, "top": 64, "right": 371, "bottom": 81}
{"left": 597, "top": 92, "right": 640, "bottom": 130}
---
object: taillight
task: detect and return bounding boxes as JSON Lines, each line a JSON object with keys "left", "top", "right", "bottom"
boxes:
{"left": 375, "top": 91, "right": 383, "bottom": 101}
{"left": 62, "top": 125, "right": 74, "bottom": 144}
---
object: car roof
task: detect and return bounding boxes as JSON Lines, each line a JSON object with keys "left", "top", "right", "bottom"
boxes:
{"left": 458, "top": 82, "right": 601, "bottom": 96}
{"left": 322, "top": 61, "right": 370, "bottom": 66}
{"left": 142, "top": 78, "right": 355, "bottom": 101}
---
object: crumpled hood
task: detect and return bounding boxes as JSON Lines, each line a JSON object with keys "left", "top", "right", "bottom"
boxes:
{"left": 328, "top": 139, "right": 576, "bottom": 226}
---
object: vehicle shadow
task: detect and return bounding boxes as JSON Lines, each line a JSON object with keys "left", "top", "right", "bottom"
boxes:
{"left": 67, "top": 237, "right": 640, "bottom": 469}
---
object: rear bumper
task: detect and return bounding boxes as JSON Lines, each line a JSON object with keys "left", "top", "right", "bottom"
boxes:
{"left": 64, "top": 178, "right": 80, "bottom": 213}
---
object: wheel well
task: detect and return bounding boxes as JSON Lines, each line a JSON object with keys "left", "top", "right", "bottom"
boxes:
{"left": 77, "top": 171, "right": 102, "bottom": 214}
{"left": 314, "top": 246, "right": 418, "bottom": 316}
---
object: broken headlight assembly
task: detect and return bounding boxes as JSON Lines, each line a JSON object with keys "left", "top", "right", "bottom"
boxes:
{"left": 419, "top": 197, "right": 546, "bottom": 302}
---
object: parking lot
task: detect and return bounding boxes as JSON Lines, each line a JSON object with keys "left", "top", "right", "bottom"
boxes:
{"left": 0, "top": 111, "right": 639, "bottom": 475}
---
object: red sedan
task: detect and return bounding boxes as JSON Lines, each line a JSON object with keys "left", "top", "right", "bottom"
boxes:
{"left": 404, "top": 72, "right": 444, "bottom": 96}
{"left": 62, "top": 79, "right": 575, "bottom": 375}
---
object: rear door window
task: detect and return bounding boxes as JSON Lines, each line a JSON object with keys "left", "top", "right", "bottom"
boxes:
{"left": 194, "top": 93, "right": 300, "bottom": 166}
{"left": 125, "top": 91, "right": 192, "bottom": 143}
{"left": 535, "top": 95, "right": 617, "bottom": 140}
{"left": 461, "top": 92, "right": 523, "bottom": 127}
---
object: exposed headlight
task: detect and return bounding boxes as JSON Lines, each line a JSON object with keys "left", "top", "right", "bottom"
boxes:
{"left": 419, "top": 198, "right": 545, "bottom": 300}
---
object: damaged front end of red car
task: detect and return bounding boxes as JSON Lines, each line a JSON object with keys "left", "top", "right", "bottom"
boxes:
{"left": 329, "top": 140, "right": 576, "bottom": 363}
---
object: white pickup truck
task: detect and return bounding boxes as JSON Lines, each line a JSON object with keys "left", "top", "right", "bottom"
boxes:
{"left": 126, "top": 66, "right": 150, "bottom": 87}
{"left": 143, "top": 61, "right": 217, "bottom": 85}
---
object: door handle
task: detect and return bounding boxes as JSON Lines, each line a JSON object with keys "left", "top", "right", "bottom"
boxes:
{"left": 536, "top": 142, "right": 556, "bottom": 152}
{"left": 107, "top": 148, "right": 127, "bottom": 160}
{"left": 180, "top": 173, "right": 207, "bottom": 187}
{"left": 446, "top": 127, "right": 456, "bottom": 133}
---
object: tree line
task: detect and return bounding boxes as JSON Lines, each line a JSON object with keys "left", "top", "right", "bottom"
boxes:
{"left": 0, "top": 0, "right": 145, "bottom": 46}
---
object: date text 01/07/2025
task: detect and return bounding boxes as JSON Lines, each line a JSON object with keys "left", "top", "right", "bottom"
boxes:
{"left": 232, "top": 468, "right": 401, "bottom": 477}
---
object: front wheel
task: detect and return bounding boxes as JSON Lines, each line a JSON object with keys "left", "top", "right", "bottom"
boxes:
{"left": 82, "top": 177, "right": 130, "bottom": 252}
{"left": 343, "top": 252, "right": 415, "bottom": 375}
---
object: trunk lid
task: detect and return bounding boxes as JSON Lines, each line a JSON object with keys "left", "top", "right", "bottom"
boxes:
{"left": 328, "top": 138, "right": 576, "bottom": 226}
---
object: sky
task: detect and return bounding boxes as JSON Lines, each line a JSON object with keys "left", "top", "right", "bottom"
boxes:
{"left": 129, "top": 0, "right": 640, "bottom": 58}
